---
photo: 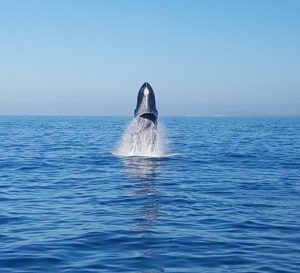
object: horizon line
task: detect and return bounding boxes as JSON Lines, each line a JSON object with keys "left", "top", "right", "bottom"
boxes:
{"left": 0, "top": 114, "right": 300, "bottom": 118}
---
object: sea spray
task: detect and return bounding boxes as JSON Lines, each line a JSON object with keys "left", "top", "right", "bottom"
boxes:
{"left": 115, "top": 117, "right": 167, "bottom": 157}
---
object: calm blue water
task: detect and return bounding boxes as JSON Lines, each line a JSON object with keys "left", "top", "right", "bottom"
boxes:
{"left": 1, "top": 116, "right": 300, "bottom": 273}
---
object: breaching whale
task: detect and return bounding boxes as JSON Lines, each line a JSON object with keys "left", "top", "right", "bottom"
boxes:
{"left": 115, "top": 82, "right": 165, "bottom": 157}
{"left": 134, "top": 82, "right": 158, "bottom": 125}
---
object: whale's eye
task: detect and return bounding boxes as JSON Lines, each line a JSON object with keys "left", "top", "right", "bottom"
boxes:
{"left": 144, "top": 88, "right": 149, "bottom": 96}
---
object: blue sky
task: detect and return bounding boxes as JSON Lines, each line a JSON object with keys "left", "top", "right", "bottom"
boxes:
{"left": 0, "top": 0, "right": 299, "bottom": 115}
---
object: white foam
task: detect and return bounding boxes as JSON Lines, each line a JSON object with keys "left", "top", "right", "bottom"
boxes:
{"left": 114, "top": 117, "right": 168, "bottom": 157}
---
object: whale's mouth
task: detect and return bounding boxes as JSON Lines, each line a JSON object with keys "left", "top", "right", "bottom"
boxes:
{"left": 140, "top": 113, "right": 157, "bottom": 123}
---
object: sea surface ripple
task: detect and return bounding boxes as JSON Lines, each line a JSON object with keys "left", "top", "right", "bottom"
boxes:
{"left": 1, "top": 116, "right": 300, "bottom": 272}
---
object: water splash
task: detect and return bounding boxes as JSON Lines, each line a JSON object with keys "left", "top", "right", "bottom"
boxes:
{"left": 114, "top": 117, "right": 167, "bottom": 157}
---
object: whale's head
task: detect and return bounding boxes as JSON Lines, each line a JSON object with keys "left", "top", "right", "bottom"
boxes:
{"left": 134, "top": 82, "right": 158, "bottom": 124}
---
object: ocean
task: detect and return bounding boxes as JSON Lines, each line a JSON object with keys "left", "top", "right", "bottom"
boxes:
{"left": 1, "top": 116, "right": 300, "bottom": 272}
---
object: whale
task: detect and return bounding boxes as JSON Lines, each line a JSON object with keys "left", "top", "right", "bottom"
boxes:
{"left": 115, "top": 82, "right": 164, "bottom": 157}
{"left": 134, "top": 82, "right": 158, "bottom": 125}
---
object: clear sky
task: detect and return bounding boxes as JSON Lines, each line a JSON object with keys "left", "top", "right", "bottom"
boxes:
{"left": 0, "top": 0, "right": 299, "bottom": 116}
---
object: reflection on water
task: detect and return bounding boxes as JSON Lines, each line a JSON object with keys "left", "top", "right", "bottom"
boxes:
{"left": 121, "top": 156, "right": 160, "bottom": 181}
{"left": 121, "top": 157, "right": 164, "bottom": 271}
{"left": 122, "top": 157, "right": 161, "bottom": 231}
